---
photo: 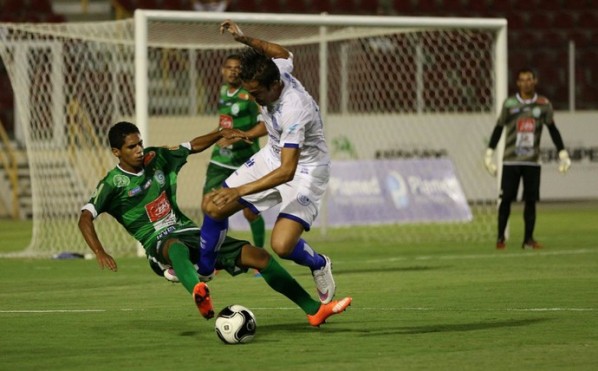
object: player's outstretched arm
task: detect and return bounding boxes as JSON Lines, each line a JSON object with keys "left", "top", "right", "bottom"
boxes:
{"left": 208, "top": 147, "right": 299, "bottom": 208}
{"left": 189, "top": 128, "right": 251, "bottom": 154}
{"left": 220, "top": 19, "right": 290, "bottom": 59}
{"left": 78, "top": 210, "right": 117, "bottom": 271}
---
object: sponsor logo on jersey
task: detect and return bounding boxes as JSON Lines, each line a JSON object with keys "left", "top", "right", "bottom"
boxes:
{"left": 145, "top": 191, "right": 172, "bottom": 222}
{"left": 238, "top": 92, "right": 249, "bottom": 100}
{"left": 154, "top": 170, "right": 165, "bottom": 187}
{"left": 128, "top": 186, "right": 141, "bottom": 197}
{"left": 157, "top": 225, "right": 176, "bottom": 240}
{"left": 143, "top": 151, "right": 156, "bottom": 167}
{"left": 219, "top": 114, "right": 233, "bottom": 129}
{"left": 517, "top": 117, "right": 535, "bottom": 132}
{"left": 287, "top": 123, "right": 299, "bottom": 134}
{"left": 536, "top": 96, "right": 549, "bottom": 104}
{"left": 113, "top": 174, "right": 130, "bottom": 187}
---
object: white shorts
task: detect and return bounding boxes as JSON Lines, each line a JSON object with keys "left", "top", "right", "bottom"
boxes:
{"left": 224, "top": 148, "right": 329, "bottom": 231}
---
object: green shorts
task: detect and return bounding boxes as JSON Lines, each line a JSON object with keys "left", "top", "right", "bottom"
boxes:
{"left": 151, "top": 229, "right": 249, "bottom": 277}
{"left": 203, "top": 163, "right": 236, "bottom": 195}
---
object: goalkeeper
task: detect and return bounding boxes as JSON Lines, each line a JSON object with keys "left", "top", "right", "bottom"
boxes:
{"left": 78, "top": 121, "right": 350, "bottom": 327}
{"left": 483, "top": 68, "right": 571, "bottom": 250}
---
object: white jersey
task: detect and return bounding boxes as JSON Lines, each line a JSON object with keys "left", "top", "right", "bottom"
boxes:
{"left": 260, "top": 56, "right": 329, "bottom": 167}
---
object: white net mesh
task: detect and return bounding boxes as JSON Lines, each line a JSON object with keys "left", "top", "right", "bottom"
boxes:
{"left": 0, "top": 13, "right": 503, "bottom": 257}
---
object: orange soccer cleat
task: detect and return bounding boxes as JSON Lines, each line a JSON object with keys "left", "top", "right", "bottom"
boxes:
{"left": 193, "top": 282, "right": 214, "bottom": 319}
{"left": 307, "top": 297, "right": 352, "bottom": 327}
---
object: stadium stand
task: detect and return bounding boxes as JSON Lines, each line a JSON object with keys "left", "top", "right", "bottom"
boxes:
{"left": 1, "top": 0, "right": 597, "bottom": 139}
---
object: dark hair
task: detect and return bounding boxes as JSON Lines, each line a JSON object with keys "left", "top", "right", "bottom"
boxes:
{"left": 516, "top": 67, "right": 537, "bottom": 79}
{"left": 224, "top": 53, "right": 242, "bottom": 64}
{"left": 108, "top": 121, "right": 139, "bottom": 149}
{"left": 238, "top": 48, "right": 280, "bottom": 87}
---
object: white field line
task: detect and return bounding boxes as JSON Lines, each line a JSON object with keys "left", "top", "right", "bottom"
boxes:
{"left": 1, "top": 307, "right": 595, "bottom": 314}
{"left": 363, "top": 248, "right": 597, "bottom": 264}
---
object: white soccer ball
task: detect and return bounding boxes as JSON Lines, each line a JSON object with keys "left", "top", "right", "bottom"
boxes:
{"left": 214, "top": 305, "right": 257, "bottom": 344}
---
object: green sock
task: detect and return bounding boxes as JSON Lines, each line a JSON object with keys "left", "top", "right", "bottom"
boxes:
{"left": 250, "top": 215, "right": 265, "bottom": 248}
{"left": 259, "top": 257, "right": 320, "bottom": 315}
{"left": 167, "top": 243, "right": 199, "bottom": 294}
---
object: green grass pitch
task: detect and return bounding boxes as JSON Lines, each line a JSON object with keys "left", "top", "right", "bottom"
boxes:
{"left": 1, "top": 202, "right": 597, "bottom": 370}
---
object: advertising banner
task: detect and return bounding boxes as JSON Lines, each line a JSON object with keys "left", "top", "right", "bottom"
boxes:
{"left": 229, "top": 158, "right": 471, "bottom": 230}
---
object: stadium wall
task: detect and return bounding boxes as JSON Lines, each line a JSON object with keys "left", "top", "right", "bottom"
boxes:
{"left": 146, "top": 110, "right": 598, "bottom": 211}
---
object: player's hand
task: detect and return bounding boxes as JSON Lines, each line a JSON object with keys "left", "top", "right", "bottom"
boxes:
{"left": 558, "top": 149, "right": 571, "bottom": 174}
{"left": 95, "top": 250, "right": 117, "bottom": 272}
{"left": 220, "top": 128, "right": 253, "bottom": 144}
{"left": 220, "top": 19, "right": 244, "bottom": 41}
{"left": 209, "top": 187, "right": 241, "bottom": 208}
{"left": 484, "top": 148, "right": 497, "bottom": 177}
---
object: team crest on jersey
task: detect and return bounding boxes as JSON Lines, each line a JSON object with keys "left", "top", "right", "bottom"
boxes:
{"left": 238, "top": 92, "right": 249, "bottom": 100}
{"left": 297, "top": 193, "right": 311, "bottom": 206}
{"left": 231, "top": 103, "right": 240, "bottom": 116}
{"left": 532, "top": 107, "right": 542, "bottom": 118}
{"left": 154, "top": 170, "right": 166, "bottom": 186}
{"left": 113, "top": 174, "right": 130, "bottom": 187}
{"left": 219, "top": 114, "right": 233, "bottom": 129}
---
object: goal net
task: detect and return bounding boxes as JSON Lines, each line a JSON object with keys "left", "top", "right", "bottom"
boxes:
{"left": 0, "top": 12, "right": 506, "bottom": 257}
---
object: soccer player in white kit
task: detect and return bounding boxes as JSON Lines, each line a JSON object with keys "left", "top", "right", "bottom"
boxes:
{"left": 198, "top": 19, "right": 341, "bottom": 305}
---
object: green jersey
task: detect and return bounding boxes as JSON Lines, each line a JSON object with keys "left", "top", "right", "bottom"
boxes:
{"left": 83, "top": 145, "right": 197, "bottom": 253}
{"left": 497, "top": 93, "right": 554, "bottom": 164}
{"left": 210, "top": 84, "right": 261, "bottom": 169}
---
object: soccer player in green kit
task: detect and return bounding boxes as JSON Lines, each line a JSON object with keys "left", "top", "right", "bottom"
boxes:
{"left": 78, "top": 121, "right": 349, "bottom": 326}
{"left": 484, "top": 68, "right": 571, "bottom": 250}
{"left": 204, "top": 54, "right": 267, "bottom": 249}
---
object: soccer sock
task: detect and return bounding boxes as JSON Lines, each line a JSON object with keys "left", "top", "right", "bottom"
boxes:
{"left": 259, "top": 257, "right": 320, "bottom": 315}
{"left": 249, "top": 215, "right": 265, "bottom": 248}
{"left": 523, "top": 200, "right": 536, "bottom": 241}
{"left": 497, "top": 200, "right": 511, "bottom": 240}
{"left": 167, "top": 242, "right": 199, "bottom": 294}
{"left": 284, "top": 239, "right": 326, "bottom": 271}
{"left": 198, "top": 215, "right": 228, "bottom": 276}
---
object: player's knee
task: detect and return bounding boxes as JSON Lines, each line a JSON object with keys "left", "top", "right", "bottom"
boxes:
{"left": 241, "top": 244, "right": 270, "bottom": 269}
{"left": 242, "top": 208, "right": 258, "bottom": 222}
{"left": 270, "top": 239, "right": 292, "bottom": 258}
{"left": 202, "top": 197, "right": 222, "bottom": 218}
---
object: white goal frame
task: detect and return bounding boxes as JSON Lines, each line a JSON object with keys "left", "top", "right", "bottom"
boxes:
{"left": 134, "top": 10, "right": 508, "bottom": 233}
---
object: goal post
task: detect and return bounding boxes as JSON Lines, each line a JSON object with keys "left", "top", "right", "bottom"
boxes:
{"left": 0, "top": 12, "right": 507, "bottom": 257}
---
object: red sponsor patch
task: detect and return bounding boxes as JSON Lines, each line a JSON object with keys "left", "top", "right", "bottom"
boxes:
{"left": 517, "top": 117, "right": 535, "bottom": 133}
{"left": 536, "top": 96, "right": 549, "bottom": 105}
{"left": 219, "top": 114, "right": 233, "bottom": 129}
{"left": 145, "top": 191, "right": 172, "bottom": 222}
{"left": 143, "top": 151, "right": 156, "bottom": 167}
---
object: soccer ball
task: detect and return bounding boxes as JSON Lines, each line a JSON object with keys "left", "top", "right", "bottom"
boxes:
{"left": 214, "top": 305, "right": 257, "bottom": 344}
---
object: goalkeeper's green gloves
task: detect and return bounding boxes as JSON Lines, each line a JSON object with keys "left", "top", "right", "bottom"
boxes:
{"left": 484, "top": 148, "right": 497, "bottom": 177}
{"left": 558, "top": 150, "right": 571, "bottom": 174}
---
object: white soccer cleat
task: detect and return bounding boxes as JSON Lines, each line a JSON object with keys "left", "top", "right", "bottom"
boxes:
{"left": 312, "top": 255, "right": 336, "bottom": 304}
{"left": 163, "top": 268, "right": 179, "bottom": 283}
